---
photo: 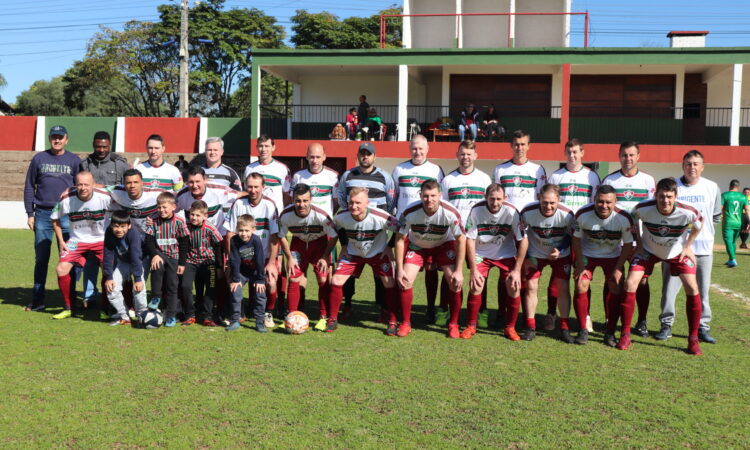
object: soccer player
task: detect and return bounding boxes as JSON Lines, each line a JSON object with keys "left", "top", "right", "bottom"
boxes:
{"left": 328, "top": 187, "right": 399, "bottom": 333}
{"left": 103, "top": 211, "right": 146, "bottom": 326}
{"left": 135, "top": 135, "right": 183, "bottom": 192}
{"left": 394, "top": 180, "right": 465, "bottom": 338}
{"left": 572, "top": 185, "right": 635, "bottom": 345}
{"left": 108, "top": 169, "right": 162, "bottom": 234}
{"left": 51, "top": 171, "right": 112, "bottom": 319}
{"left": 392, "top": 134, "right": 444, "bottom": 324}
{"left": 278, "top": 184, "right": 339, "bottom": 331}
{"left": 242, "top": 135, "right": 291, "bottom": 213}
{"left": 291, "top": 143, "right": 340, "bottom": 216}
{"left": 464, "top": 184, "right": 527, "bottom": 340}
{"left": 619, "top": 178, "right": 704, "bottom": 355}
{"left": 601, "top": 141, "right": 656, "bottom": 338}
{"left": 177, "top": 166, "right": 239, "bottom": 231}
{"left": 741, "top": 187, "right": 750, "bottom": 249}
{"left": 519, "top": 184, "right": 575, "bottom": 342}
{"left": 658, "top": 150, "right": 721, "bottom": 344}
{"left": 227, "top": 214, "right": 267, "bottom": 332}
{"left": 202, "top": 137, "right": 243, "bottom": 192}
{"left": 720, "top": 179, "right": 750, "bottom": 268}
{"left": 224, "top": 172, "right": 280, "bottom": 328}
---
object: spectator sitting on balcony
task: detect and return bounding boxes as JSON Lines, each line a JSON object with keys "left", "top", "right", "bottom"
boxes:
{"left": 482, "top": 104, "right": 505, "bottom": 139}
{"left": 459, "top": 104, "right": 479, "bottom": 141}
{"left": 346, "top": 108, "right": 359, "bottom": 139}
{"left": 362, "top": 107, "right": 383, "bottom": 140}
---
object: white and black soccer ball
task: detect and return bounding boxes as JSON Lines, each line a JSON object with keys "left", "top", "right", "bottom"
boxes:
{"left": 139, "top": 310, "right": 163, "bottom": 329}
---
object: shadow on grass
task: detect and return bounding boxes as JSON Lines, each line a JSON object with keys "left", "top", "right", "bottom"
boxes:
{"left": 0, "top": 287, "right": 112, "bottom": 323}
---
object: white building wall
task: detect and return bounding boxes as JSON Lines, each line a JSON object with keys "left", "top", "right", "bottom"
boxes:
{"left": 462, "top": 0, "right": 511, "bottom": 49}
{"left": 515, "top": 0, "right": 567, "bottom": 48}
{"left": 296, "top": 75, "right": 399, "bottom": 123}
{"left": 410, "top": 0, "right": 457, "bottom": 49}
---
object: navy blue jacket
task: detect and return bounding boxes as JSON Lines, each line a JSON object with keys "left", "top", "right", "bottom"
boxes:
{"left": 229, "top": 234, "right": 265, "bottom": 284}
{"left": 103, "top": 227, "right": 145, "bottom": 282}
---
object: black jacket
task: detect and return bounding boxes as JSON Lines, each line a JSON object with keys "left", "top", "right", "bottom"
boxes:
{"left": 80, "top": 152, "right": 130, "bottom": 186}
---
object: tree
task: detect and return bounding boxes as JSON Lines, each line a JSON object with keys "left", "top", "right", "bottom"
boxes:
{"left": 290, "top": 6, "right": 402, "bottom": 49}
{"left": 14, "top": 78, "right": 69, "bottom": 116}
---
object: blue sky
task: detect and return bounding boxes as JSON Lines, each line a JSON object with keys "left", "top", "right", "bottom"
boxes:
{"left": 1, "top": 0, "right": 750, "bottom": 103}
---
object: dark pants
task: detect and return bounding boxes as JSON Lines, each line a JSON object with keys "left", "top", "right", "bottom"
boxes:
{"left": 230, "top": 273, "right": 267, "bottom": 322}
{"left": 181, "top": 262, "right": 216, "bottom": 321}
{"left": 150, "top": 256, "right": 180, "bottom": 319}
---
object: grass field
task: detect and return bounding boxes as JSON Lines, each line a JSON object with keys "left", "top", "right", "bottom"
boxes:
{"left": 1, "top": 229, "right": 749, "bottom": 448}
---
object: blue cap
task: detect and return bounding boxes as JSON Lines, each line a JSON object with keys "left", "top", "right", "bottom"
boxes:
{"left": 358, "top": 142, "right": 376, "bottom": 154}
{"left": 48, "top": 125, "right": 68, "bottom": 137}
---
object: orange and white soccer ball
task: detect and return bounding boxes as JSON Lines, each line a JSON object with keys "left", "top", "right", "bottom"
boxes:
{"left": 284, "top": 311, "right": 310, "bottom": 334}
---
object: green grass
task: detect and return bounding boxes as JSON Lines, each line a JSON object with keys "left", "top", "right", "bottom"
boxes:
{"left": 1, "top": 229, "right": 749, "bottom": 448}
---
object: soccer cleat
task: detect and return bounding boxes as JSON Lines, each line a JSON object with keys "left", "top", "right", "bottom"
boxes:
{"left": 543, "top": 313, "right": 556, "bottom": 331}
{"left": 164, "top": 317, "right": 177, "bottom": 327}
{"left": 522, "top": 328, "right": 536, "bottom": 341}
{"left": 727, "top": 259, "right": 738, "bottom": 268}
{"left": 128, "top": 309, "right": 137, "bottom": 320}
{"left": 147, "top": 297, "right": 161, "bottom": 310}
{"left": 385, "top": 322, "right": 398, "bottom": 336}
{"left": 586, "top": 315, "right": 594, "bottom": 332}
{"left": 53, "top": 309, "right": 72, "bottom": 320}
{"left": 202, "top": 319, "right": 218, "bottom": 327}
{"left": 477, "top": 311, "right": 490, "bottom": 329}
{"left": 182, "top": 317, "right": 196, "bottom": 326}
{"left": 698, "top": 328, "right": 717, "bottom": 344}
{"left": 633, "top": 320, "right": 649, "bottom": 338}
{"left": 503, "top": 327, "right": 521, "bottom": 341}
{"left": 25, "top": 304, "right": 46, "bottom": 312}
{"left": 687, "top": 336, "right": 703, "bottom": 355}
{"left": 325, "top": 319, "right": 339, "bottom": 333}
{"left": 603, "top": 333, "right": 617, "bottom": 348}
{"left": 575, "top": 329, "right": 589, "bottom": 345}
{"left": 239, "top": 316, "right": 247, "bottom": 323}
{"left": 425, "top": 307, "right": 436, "bottom": 325}
{"left": 109, "top": 318, "right": 131, "bottom": 326}
{"left": 314, "top": 317, "right": 328, "bottom": 332}
{"left": 447, "top": 324, "right": 460, "bottom": 339}
{"left": 460, "top": 326, "right": 477, "bottom": 339}
{"left": 654, "top": 324, "right": 672, "bottom": 341}
{"left": 225, "top": 321, "right": 241, "bottom": 332}
{"left": 255, "top": 322, "right": 267, "bottom": 333}
{"left": 616, "top": 333, "right": 632, "bottom": 350}
{"left": 560, "top": 329, "right": 575, "bottom": 344}
{"left": 263, "top": 312, "right": 275, "bottom": 328}
{"left": 435, "top": 308, "right": 449, "bottom": 327}
{"left": 396, "top": 323, "right": 412, "bottom": 337}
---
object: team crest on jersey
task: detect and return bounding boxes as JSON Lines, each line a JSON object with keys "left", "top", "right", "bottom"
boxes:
{"left": 542, "top": 228, "right": 552, "bottom": 237}
{"left": 310, "top": 186, "right": 320, "bottom": 195}
{"left": 596, "top": 230, "right": 607, "bottom": 239}
{"left": 423, "top": 225, "right": 431, "bottom": 234}
{"left": 356, "top": 231, "right": 366, "bottom": 240}
{"left": 150, "top": 180, "right": 159, "bottom": 188}
{"left": 658, "top": 226, "right": 670, "bottom": 237}
{"left": 512, "top": 176, "right": 522, "bottom": 187}
{"left": 490, "top": 225, "right": 500, "bottom": 235}
{"left": 409, "top": 176, "right": 420, "bottom": 186}
{"left": 567, "top": 185, "right": 578, "bottom": 193}
{"left": 623, "top": 190, "right": 635, "bottom": 200}
{"left": 460, "top": 187, "right": 470, "bottom": 197}
{"left": 82, "top": 211, "right": 92, "bottom": 220}
{"left": 446, "top": 250, "right": 456, "bottom": 261}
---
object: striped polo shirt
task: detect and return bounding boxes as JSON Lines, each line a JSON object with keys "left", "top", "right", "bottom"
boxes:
{"left": 145, "top": 214, "right": 189, "bottom": 260}
{"left": 186, "top": 221, "right": 223, "bottom": 265}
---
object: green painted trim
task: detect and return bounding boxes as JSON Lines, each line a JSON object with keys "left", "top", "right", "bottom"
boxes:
{"left": 46, "top": 116, "right": 118, "bottom": 153}
{"left": 251, "top": 61, "right": 260, "bottom": 140}
{"left": 206, "top": 118, "right": 251, "bottom": 156}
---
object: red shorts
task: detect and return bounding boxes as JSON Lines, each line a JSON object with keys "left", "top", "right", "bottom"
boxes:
{"left": 524, "top": 255, "right": 571, "bottom": 280}
{"left": 579, "top": 256, "right": 619, "bottom": 281}
{"left": 630, "top": 252, "right": 696, "bottom": 276}
{"left": 59, "top": 241, "right": 104, "bottom": 266}
{"left": 404, "top": 241, "right": 457, "bottom": 268}
{"left": 289, "top": 236, "right": 329, "bottom": 279}
{"left": 335, "top": 252, "right": 393, "bottom": 278}
{"left": 476, "top": 256, "right": 516, "bottom": 279}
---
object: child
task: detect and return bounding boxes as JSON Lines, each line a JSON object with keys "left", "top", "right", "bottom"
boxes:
{"left": 346, "top": 107, "right": 359, "bottom": 139}
{"left": 181, "top": 200, "right": 223, "bottom": 326}
{"left": 227, "top": 214, "right": 267, "bottom": 332}
{"left": 144, "top": 192, "right": 189, "bottom": 327}
{"left": 103, "top": 211, "right": 146, "bottom": 326}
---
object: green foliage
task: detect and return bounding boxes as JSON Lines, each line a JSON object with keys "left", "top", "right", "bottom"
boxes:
{"left": 291, "top": 6, "right": 402, "bottom": 49}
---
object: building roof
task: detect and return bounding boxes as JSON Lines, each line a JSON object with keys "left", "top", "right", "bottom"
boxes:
{"left": 667, "top": 31, "right": 710, "bottom": 37}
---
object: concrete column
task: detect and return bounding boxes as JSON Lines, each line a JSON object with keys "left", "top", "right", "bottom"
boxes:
{"left": 34, "top": 116, "right": 46, "bottom": 151}
{"left": 730, "top": 63, "right": 743, "bottom": 146}
{"left": 509, "top": 0, "right": 516, "bottom": 48}
{"left": 674, "top": 70, "right": 685, "bottom": 119}
{"left": 402, "top": 0, "right": 412, "bottom": 49}
{"left": 114, "top": 117, "right": 126, "bottom": 153}
{"left": 250, "top": 62, "right": 261, "bottom": 141}
{"left": 198, "top": 117, "right": 208, "bottom": 152}
{"left": 398, "top": 65, "right": 409, "bottom": 141}
{"left": 456, "top": 0, "right": 462, "bottom": 49}
{"left": 563, "top": 0, "right": 572, "bottom": 47}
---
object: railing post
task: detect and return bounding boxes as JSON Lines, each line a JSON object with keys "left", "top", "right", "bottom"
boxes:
{"left": 560, "top": 63, "right": 571, "bottom": 145}
{"left": 730, "top": 64, "right": 743, "bottom": 146}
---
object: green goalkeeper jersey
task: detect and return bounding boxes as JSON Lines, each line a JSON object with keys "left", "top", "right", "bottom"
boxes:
{"left": 721, "top": 191, "right": 748, "bottom": 229}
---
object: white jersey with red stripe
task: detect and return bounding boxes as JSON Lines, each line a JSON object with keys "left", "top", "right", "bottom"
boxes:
{"left": 291, "top": 166, "right": 340, "bottom": 216}
{"left": 631, "top": 200, "right": 702, "bottom": 260}
{"left": 334, "top": 207, "right": 399, "bottom": 259}
{"left": 465, "top": 201, "right": 524, "bottom": 260}
{"left": 441, "top": 168, "right": 492, "bottom": 226}
{"left": 547, "top": 166, "right": 601, "bottom": 212}
{"left": 398, "top": 200, "right": 463, "bottom": 250}
{"left": 135, "top": 161, "right": 183, "bottom": 192}
{"left": 108, "top": 186, "right": 162, "bottom": 234}
{"left": 278, "top": 204, "right": 337, "bottom": 242}
{"left": 601, "top": 169, "right": 656, "bottom": 212}
{"left": 392, "top": 160, "right": 445, "bottom": 216}
{"left": 493, "top": 160, "right": 547, "bottom": 211}
{"left": 176, "top": 185, "right": 238, "bottom": 235}
{"left": 224, "top": 196, "right": 279, "bottom": 259}
{"left": 52, "top": 188, "right": 112, "bottom": 243}
{"left": 243, "top": 159, "right": 291, "bottom": 213}
{"left": 520, "top": 203, "right": 575, "bottom": 259}
{"left": 573, "top": 204, "right": 635, "bottom": 259}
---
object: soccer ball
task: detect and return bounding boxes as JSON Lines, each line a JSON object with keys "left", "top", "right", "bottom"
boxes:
{"left": 139, "top": 310, "right": 163, "bottom": 329}
{"left": 284, "top": 311, "right": 309, "bottom": 334}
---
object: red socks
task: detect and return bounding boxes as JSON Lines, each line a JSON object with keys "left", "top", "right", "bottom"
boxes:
{"left": 574, "top": 292, "right": 589, "bottom": 330}
{"left": 505, "top": 296, "right": 521, "bottom": 329}
{"left": 58, "top": 274, "right": 72, "bottom": 309}
{"left": 328, "top": 284, "right": 343, "bottom": 321}
{"left": 467, "top": 293, "right": 482, "bottom": 326}
{"left": 636, "top": 282, "right": 650, "bottom": 323}
{"left": 546, "top": 276, "right": 559, "bottom": 315}
{"left": 560, "top": 317, "right": 570, "bottom": 330}
{"left": 621, "top": 291, "right": 637, "bottom": 334}
{"left": 686, "top": 294, "right": 702, "bottom": 337}
{"left": 448, "top": 289, "right": 462, "bottom": 325}
{"left": 400, "top": 288, "right": 413, "bottom": 324}
{"left": 526, "top": 317, "right": 536, "bottom": 330}
{"left": 425, "top": 269, "right": 438, "bottom": 308}
{"left": 266, "top": 290, "right": 277, "bottom": 311}
{"left": 287, "top": 281, "right": 301, "bottom": 312}
{"left": 318, "top": 283, "right": 329, "bottom": 317}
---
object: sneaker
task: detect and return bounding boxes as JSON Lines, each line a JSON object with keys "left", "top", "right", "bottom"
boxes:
{"left": 128, "top": 309, "right": 137, "bottom": 320}
{"left": 698, "top": 328, "right": 717, "bottom": 344}
{"left": 447, "top": 324, "right": 460, "bottom": 339}
{"left": 460, "top": 326, "right": 477, "bottom": 339}
{"left": 477, "top": 311, "right": 489, "bottom": 329}
{"left": 339, "top": 305, "right": 352, "bottom": 321}
{"left": 603, "top": 333, "right": 617, "bottom": 348}
{"left": 182, "top": 317, "right": 196, "bottom": 326}
{"left": 522, "top": 328, "right": 536, "bottom": 341}
{"left": 575, "top": 329, "right": 589, "bottom": 345}
{"left": 325, "top": 318, "right": 338, "bottom": 333}
{"left": 314, "top": 317, "right": 328, "bottom": 332}
{"left": 109, "top": 318, "right": 131, "bottom": 326}
{"left": 53, "top": 309, "right": 72, "bottom": 320}
{"left": 585, "top": 315, "right": 594, "bottom": 332}
{"left": 147, "top": 297, "right": 161, "bottom": 310}
{"left": 396, "top": 323, "right": 411, "bottom": 337}
{"left": 633, "top": 320, "right": 649, "bottom": 338}
{"left": 435, "top": 308, "right": 449, "bottom": 327}
{"left": 202, "top": 319, "right": 218, "bottom": 327}
{"left": 164, "top": 317, "right": 177, "bottom": 327}
{"left": 616, "top": 333, "right": 632, "bottom": 350}
{"left": 239, "top": 316, "right": 247, "bottom": 323}
{"left": 385, "top": 322, "right": 398, "bottom": 336}
{"left": 263, "top": 312, "right": 275, "bottom": 328}
{"left": 25, "top": 304, "right": 46, "bottom": 312}
{"left": 503, "top": 327, "right": 521, "bottom": 341}
{"left": 687, "top": 336, "right": 703, "bottom": 355}
{"left": 99, "top": 311, "right": 111, "bottom": 321}
{"left": 727, "top": 259, "right": 738, "bottom": 268}
{"left": 425, "top": 307, "right": 436, "bottom": 325}
{"left": 654, "top": 324, "right": 672, "bottom": 341}
{"left": 543, "top": 313, "right": 556, "bottom": 331}
{"left": 225, "top": 321, "right": 241, "bottom": 332}
{"left": 560, "top": 329, "right": 574, "bottom": 344}
{"left": 741, "top": 243, "right": 748, "bottom": 249}
{"left": 255, "top": 322, "right": 267, "bottom": 333}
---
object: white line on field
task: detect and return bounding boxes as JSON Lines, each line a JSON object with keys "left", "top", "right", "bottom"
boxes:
{"left": 711, "top": 283, "right": 750, "bottom": 304}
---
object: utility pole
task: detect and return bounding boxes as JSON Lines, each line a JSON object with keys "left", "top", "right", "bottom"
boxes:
{"left": 179, "top": 0, "right": 189, "bottom": 117}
